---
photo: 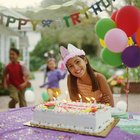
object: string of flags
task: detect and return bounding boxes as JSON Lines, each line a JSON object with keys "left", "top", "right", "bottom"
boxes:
{"left": 0, "top": 0, "right": 116, "bottom": 30}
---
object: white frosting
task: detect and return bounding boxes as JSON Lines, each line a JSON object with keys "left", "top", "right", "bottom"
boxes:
{"left": 31, "top": 101, "right": 113, "bottom": 133}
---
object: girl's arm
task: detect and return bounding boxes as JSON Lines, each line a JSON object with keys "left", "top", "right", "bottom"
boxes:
{"left": 96, "top": 73, "right": 114, "bottom": 107}
{"left": 57, "top": 69, "right": 67, "bottom": 80}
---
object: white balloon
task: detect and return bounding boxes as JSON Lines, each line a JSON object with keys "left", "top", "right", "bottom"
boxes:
{"left": 116, "top": 101, "right": 127, "bottom": 112}
{"left": 25, "top": 90, "right": 35, "bottom": 103}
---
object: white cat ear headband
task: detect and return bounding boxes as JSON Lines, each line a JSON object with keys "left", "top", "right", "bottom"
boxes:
{"left": 60, "top": 43, "right": 85, "bottom": 65}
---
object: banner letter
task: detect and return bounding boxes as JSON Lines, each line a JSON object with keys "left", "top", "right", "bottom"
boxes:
{"left": 6, "top": 16, "right": 16, "bottom": 27}
{"left": 90, "top": 2, "right": 102, "bottom": 15}
{"left": 30, "top": 20, "right": 40, "bottom": 30}
{"left": 63, "top": 16, "right": 70, "bottom": 27}
{"left": 70, "top": 13, "right": 81, "bottom": 25}
{"left": 18, "top": 19, "right": 29, "bottom": 30}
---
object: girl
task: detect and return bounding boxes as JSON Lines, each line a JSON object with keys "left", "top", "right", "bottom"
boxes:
{"left": 60, "top": 44, "right": 114, "bottom": 107}
{"left": 40, "top": 58, "right": 67, "bottom": 100}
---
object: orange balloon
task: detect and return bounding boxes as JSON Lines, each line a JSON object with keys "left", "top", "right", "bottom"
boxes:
{"left": 136, "top": 27, "right": 140, "bottom": 47}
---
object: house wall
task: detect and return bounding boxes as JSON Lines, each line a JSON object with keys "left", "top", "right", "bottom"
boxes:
{"left": 0, "top": 34, "right": 10, "bottom": 65}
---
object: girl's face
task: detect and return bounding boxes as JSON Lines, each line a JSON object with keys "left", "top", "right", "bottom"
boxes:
{"left": 66, "top": 56, "right": 87, "bottom": 78}
{"left": 47, "top": 60, "right": 56, "bottom": 70}
{"left": 9, "top": 50, "right": 19, "bottom": 62}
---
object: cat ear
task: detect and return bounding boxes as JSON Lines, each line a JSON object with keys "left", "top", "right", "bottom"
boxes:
{"left": 60, "top": 46, "right": 69, "bottom": 59}
{"left": 60, "top": 44, "right": 85, "bottom": 65}
{"left": 68, "top": 43, "right": 81, "bottom": 53}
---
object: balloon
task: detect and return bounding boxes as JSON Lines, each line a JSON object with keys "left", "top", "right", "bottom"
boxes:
{"left": 128, "top": 37, "right": 134, "bottom": 46}
{"left": 115, "top": 5, "right": 140, "bottom": 37}
{"left": 104, "top": 28, "right": 128, "bottom": 53}
{"left": 25, "top": 89, "right": 35, "bottom": 102}
{"left": 116, "top": 101, "right": 127, "bottom": 112}
{"left": 42, "top": 92, "right": 50, "bottom": 101}
{"left": 131, "top": 33, "right": 137, "bottom": 44}
{"left": 95, "top": 18, "right": 116, "bottom": 39}
{"left": 101, "top": 48, "right": 122, "bottom": 67}
{"left": 136, "top": 27, "right": 140, "bottom": 47}
{"left": 122, "top": 46, "right": 140, "bottom": 68}
{"left": 111, "top": 10, "right": 118, "bottom": 22}
{"left": 99, "top": 39, "right": 106, "bottom": 48}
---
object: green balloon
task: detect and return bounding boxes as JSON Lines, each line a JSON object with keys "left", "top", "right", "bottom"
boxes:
{"left": 95, "top": 18, "right": 116, "bottom": 39}
{"left": 101, "top": 48, "right": 122, "bottom": 67}
{"left": 41, "top": 92, "right": 50, "bottom": 101}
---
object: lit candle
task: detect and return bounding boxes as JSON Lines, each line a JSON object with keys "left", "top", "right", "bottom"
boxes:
{"left": 78, "top": 94, "right": 82, "bottom": 103}
{"left": 53, "top": 97, "right": 56, "bottom": 101}
{"left": 56, "top": 91, "right": 59, "bottom": 97}
{"left": 85, "top": 97, "right": 91, "bottom": 103}
{"left": 91, "top": 97, "right": 96, "bottom": 105}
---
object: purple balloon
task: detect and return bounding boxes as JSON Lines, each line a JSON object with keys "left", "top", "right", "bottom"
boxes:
{"left": 122, "top": 46, "right": 140, "bottom": 68}
{"left": 132, "top": 33, "right": 137, "bottom": 44}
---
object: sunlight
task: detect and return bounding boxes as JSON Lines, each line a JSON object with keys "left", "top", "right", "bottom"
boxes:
{"left": 0, "top": 0, "right": 42, "bottom": 8}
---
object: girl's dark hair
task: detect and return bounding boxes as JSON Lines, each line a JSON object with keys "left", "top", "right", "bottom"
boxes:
{"left": 68, "top": 55, "right": 99, "bottom": 98}
{"left": 10, "top": 48, "right": 20, "bottom": 55}
{"left": 46, "top": 58, "right": 57, "bottom": 72}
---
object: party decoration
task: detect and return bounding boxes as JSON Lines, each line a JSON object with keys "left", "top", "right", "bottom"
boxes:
{"left": 116, "top": 101, "right": 127, "bottom": 112}
{"left": 42, "top": 91, "right": 50, "bottom": 102}
{"left": 25, "top": 88, "right": 35, "bottom": 103}
{"left": 95, "top": 18, "right": 116, "bottom": 39}
{"left": 101, "top": 48, "right": 122, "bottom": 67}
{"left": 0, "top": 0, "right": 116, "bottom": 30}
{"left": 115, "top": 5, "right": 140, "bottom": 37}
{"left": 90, "top": 0, "right": 116, "bottom": 15}
{"left": 121, "top": 46, "right": 140, "bottom": 68}
{"left": 46, "top": 5, "right": 62, "bottom": 10}
{"left": 128, "top": 37, "right": 134, "bottom": 46}
{"left": 111, "top": 10, "right": 118, "bottom": 22}
{"left": 131, "top": 33, "right": 137, "bottom": 44}
{"left": 63, "top": 12, "right": 82, "bottom": 27}
{"left": 136, "top": 27, "right": 140, "bottom": 47}
{"left": 104, "top": 28, "right": 128, "bottom": 53}
{"left": 99, "top": 39, "right": 106, "bottom": 48}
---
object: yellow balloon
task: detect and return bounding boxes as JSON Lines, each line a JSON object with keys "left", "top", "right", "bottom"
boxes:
{"left": 128, "top": 37, "right": 134, "bottom": 46}
{"left": 99, "top": 39, "right": 106, "bottom": 48}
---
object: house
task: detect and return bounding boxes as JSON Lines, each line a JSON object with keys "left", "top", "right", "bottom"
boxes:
{"left": 0, "top": 6, "right": 41, "bottom": 68}
{"left": 0, "top": 24, "right": 19, "bottom": 65}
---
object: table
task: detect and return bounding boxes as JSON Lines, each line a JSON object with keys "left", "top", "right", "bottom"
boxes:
{"left": 0, "top": 107, "right": 140, "bottom": 140}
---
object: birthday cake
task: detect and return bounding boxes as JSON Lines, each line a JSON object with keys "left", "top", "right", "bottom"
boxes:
{"left": 30, "top": 101, "right": 114, "bottom": 134}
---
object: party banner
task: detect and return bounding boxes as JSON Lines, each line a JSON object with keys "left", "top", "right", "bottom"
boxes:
{"left": 0, "top": 0, "right": 116, "bottom": 30}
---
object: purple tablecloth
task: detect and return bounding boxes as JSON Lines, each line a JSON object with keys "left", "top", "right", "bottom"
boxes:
{"left": 0, "top": 107, "right": 140, "bottom": 140}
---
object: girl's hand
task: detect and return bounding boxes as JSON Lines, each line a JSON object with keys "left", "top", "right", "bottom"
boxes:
{"left": 93, "top": 90, "right": 102, "bottom": 102}
{"left": 19, "top": 82, "right": 27, "bottom": 90}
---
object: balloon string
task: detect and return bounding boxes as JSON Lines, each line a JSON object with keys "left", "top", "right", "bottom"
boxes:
{"left": 124, "top": 67, "right": 129, "bottom": 111}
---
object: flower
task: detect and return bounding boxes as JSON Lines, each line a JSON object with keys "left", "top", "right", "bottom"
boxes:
{"left": 107, "top": 75, "right": 125, "bottom": 87}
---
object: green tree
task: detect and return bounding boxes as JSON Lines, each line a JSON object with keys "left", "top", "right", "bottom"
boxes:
{"left": 30, "top": 36, "right": 59, "bottom": 71}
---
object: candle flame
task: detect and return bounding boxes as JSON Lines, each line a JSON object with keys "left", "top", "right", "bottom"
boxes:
{"left": 78, "top": 94, "right": 82, "bottom": 99}
{"left": 91, "top": 97, "right": 95, "bottom": 101}
{"left": 56, "top": 92, "right": 59, "bottom": 96}
{"left": 85, "top": 97, "right": 91, "bottom": 102}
